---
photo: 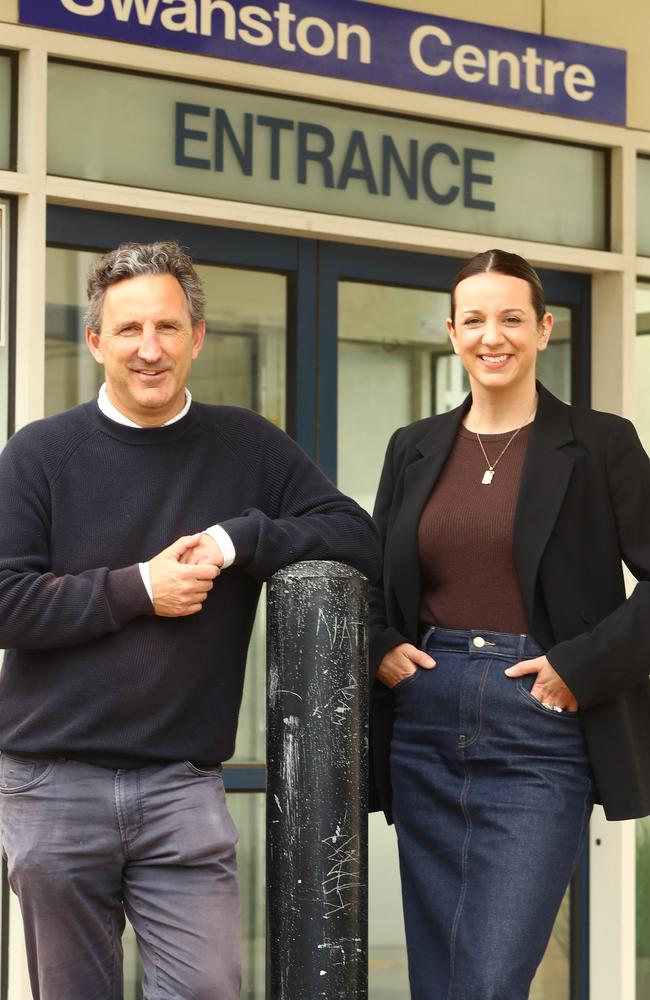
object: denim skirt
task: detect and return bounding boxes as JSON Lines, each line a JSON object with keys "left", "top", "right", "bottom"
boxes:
{"left": 390, "top": 626, "right": 594, "bottom": 1000}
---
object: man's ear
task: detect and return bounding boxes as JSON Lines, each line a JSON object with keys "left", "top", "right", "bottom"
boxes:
{"left": 191, "top": 320, "right": 207, "bottom": 360}
{"left": 85, "top": 327, "right": 104, "bottom": 364}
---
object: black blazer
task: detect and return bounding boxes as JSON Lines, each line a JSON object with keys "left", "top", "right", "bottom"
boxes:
{"left": 369, "top": 384, "right": 650, "bottom": 822}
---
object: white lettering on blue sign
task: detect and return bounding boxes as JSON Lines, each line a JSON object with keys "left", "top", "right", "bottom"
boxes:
{"left": 57, "top": 1, "right": 372, "bottom": 62}
{"left": 19, "top": 0, "right": 626, "bottom": 124}
{"left": 409, "top": 26, "right": 595, "bottom": 102}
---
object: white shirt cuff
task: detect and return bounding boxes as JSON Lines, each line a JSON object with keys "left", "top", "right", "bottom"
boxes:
{"left": 203, "top": 525, "right": 236, "bottom": 569}
{"left": 139, "top": 562, "right": 154, "bottom": 605}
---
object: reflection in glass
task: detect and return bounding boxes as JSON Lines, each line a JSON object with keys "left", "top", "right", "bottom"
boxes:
{"left": 635, "top": 284, "right": 650, "bottom": 999}
{"left": 637, "top": 817, "right": 650, "bottom": 999}
{"left": 635, "top": 282, "right": 650, "bottom": 455}
{"left": 0, "top": 56, "right": 11, "bottom": 171}
{"left": 44, "top": 247, "right": 286, "bottom": 765}
{"left": 338, "top": 279, "right": 573, "bottom": 1000}
{"left": 0, "top": 199, "right": 11, "bottom": 447}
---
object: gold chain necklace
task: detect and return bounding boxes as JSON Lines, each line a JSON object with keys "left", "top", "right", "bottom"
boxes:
{"left": 473, "top": 403, "right": 537, "bottom": 485}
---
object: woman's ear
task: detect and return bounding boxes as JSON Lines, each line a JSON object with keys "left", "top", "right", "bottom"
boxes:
{"left": 446, "top": 318, "right": 459, "bottom": 354}
{"left": 537, "top": 312, "right": 553, "bottom": 352}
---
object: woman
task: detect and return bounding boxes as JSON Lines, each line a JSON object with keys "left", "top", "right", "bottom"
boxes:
{"left": 369, "top": 249, "right": 650, "bottom": 1000}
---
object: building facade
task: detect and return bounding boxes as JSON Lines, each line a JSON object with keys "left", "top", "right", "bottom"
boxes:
{"left": 0, "top": 0, "right": 649, "bottom": 996}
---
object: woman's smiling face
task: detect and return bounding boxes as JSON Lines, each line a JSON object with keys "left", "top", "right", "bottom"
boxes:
{"left": 446, "top": 271, "right": 552, "bottom": 396}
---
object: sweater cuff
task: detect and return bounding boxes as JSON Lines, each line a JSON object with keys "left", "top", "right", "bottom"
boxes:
{"left": 215, "top": 516, "right": 259, "bottom": 566}
{"left": 106, "top": 565, "right": 155, "bottom": 621}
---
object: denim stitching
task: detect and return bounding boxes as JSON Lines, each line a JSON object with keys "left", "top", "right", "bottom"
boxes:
{"left": 447, "top": 763, "right": 472, "bottom": 1000}
{"left": 129, "top": 768, "right": 144, "bottom": 846}
{"left": 107, "top": 902, "right": 121, "bottom": 999}
{"left": 138, "top": 913, "right": 163, "bottom": 998}
{"left": 0, "top": 758, "right": 57, "bottom": 794}
{"left": 113, "top": 771, "right": 130, "bottom": 860}
{"left": 392, "top": 669, "right": 422, "bottom": 692}
{"left": 569, "top": 781, "right": 594, "bottom": 875}
{"left": 515, "top": 680, "right": 583, "bottom": 721}
{"left": 463, "top": 658, "right": 492, "bottom": 749}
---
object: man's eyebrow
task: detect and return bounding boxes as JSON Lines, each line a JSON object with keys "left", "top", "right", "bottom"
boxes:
{"left": 111, "top": 320, "right": 141, "bottom": 332}
{"left": 110, "top": 318, "right": 182, "bottom": 332}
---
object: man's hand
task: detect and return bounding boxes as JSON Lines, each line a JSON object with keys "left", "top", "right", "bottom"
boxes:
{"left": 149, "top": 535, "right": 219, "bottom": 617}
{"left": 178, "top": 533, "right": 224, "bottom": 568}
{"left": 504, "top": 655, "right": 579, "bottom": 713}
{"left": 377, "top": 643, "right": 436, "bottom": 689}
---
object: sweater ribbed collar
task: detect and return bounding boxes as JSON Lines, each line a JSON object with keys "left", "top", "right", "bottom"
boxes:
{"left": 83, "top": 398, "right": 201, "bottom": 444}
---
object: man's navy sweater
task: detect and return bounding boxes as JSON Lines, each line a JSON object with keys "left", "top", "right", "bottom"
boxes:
{"left": 0, "top": 401, "right": 380, "bottom": 766}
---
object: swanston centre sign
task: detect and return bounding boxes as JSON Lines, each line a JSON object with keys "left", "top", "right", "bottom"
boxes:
{"left": 20, "top": 0, "right": 626, "bottom": 124}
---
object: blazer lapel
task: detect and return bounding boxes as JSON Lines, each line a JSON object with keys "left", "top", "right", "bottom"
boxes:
{"left": 390, "top": 400, "right": 469, "bottom": 635}
{"left": 513, "top": 385, "right": 575, "bottom": 619}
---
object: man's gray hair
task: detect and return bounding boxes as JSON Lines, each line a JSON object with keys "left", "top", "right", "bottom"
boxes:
{"left": 85, "top": 241, "right": 206, "bottom": 331}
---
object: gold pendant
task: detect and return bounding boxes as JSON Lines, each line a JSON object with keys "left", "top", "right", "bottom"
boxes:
{"left": 482, "top": 469, "right": 494, "bottom": 485}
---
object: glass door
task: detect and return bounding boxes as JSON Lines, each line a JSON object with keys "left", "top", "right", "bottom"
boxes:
{"left": 323, "top": 241, "right": 591, "bottom": 1000}
{"left": 43, "top": 207, "right": 320, "bottom": 1000}
{"left": 38, "top": 210, "right": 591, "bottom": 999}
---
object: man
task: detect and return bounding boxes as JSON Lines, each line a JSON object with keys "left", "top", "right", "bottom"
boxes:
{"left": 0, "top": 241, "right": 380, "bottom": 999}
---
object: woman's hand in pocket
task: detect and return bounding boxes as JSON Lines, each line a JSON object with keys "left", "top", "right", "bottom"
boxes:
{"left": 504, "top": 655, "right": 579, "bottom": 712}
{"left": 377, "top": 643, "right": 436, "bottom": 689}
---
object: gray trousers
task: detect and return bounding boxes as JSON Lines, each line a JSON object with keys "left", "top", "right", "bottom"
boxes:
{"left": 0, "top": 756, "right": 241, "bottom": 1000}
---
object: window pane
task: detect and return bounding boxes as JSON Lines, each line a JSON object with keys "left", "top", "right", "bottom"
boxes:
{"left": 637, "top": 817, "right": 650, "bottom": 998}
{"left": 635, "top": 283, "right": 650, "bottom": 997}
{"left": 635, "top": 282, "right": 650, "bottom": 454}
{"left": 0, "top": 56, "right": 12, "bottom": 171}
{"left": 44, "top": 247, "right": 287, "bottom": 763}
{"left": 0, "top": 199, "right": 10, "bottom": 446}
{"left": 337, "top": 279, "right": 573, "bottom": 999}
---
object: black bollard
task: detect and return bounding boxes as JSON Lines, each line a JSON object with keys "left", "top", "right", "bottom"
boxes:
{"left": 267, "top": 561, "right": 369, "bottom": 1000}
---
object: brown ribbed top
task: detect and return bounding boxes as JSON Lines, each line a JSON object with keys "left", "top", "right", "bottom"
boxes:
{"left": 418, "top": 423, "right": 532, "bottom": 633}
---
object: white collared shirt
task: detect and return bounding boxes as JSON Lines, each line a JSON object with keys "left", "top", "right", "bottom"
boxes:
{"left": 97, "top": 384, "right": 236, "bottom": 603}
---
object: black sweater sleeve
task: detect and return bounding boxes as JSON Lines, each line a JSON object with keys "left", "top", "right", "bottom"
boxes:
{"left": 216, "top": 417, "right": 381, "bottom": 583}
{"left": 0, "top": 432, "right": 152, "bottom": 650}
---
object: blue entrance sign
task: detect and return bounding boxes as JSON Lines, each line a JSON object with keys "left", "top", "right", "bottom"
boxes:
{"left": 19, "top": 0, "right": 626, "bottom": 125}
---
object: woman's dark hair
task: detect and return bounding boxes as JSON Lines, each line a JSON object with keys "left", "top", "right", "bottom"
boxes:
{"left": 450, "top": 249, "right": 546, "bottom": 324}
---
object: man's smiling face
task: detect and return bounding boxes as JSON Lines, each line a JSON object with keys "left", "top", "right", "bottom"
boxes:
{"left": 85, "top": 273, "right": 205, "bottom": 426}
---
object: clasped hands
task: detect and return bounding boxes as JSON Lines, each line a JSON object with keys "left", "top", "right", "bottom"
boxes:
{"left": 149, "top": 533, "right": 224, "bottom": 617}
{"left": 378, "top": 645, "right": 578, "bottom": 712}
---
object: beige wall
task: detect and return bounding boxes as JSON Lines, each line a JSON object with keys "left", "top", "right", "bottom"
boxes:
{"left": 0, "top": 0, "right": 17, "bottom": 25}
{"left": 548, "top": 0, "right": 650, "bottom": 130}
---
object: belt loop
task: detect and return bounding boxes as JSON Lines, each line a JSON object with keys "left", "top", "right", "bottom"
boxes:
{"left": 420, "top": 624, "right": 436, "bottom": 649}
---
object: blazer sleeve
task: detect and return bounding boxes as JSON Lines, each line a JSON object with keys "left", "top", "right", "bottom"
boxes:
{"left": 369, "top": 428, "right": 411, "bottom": 681}
{"left": 547, "top": 417, "right": 650, "bottom": 708}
